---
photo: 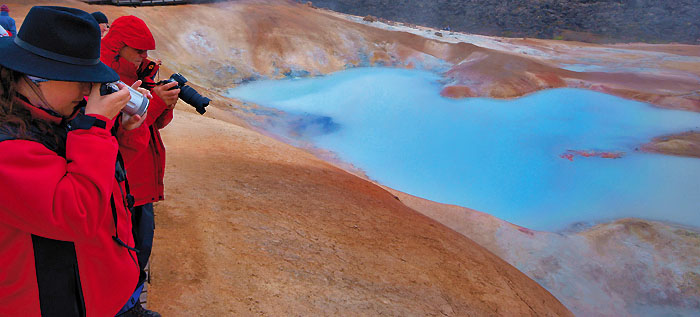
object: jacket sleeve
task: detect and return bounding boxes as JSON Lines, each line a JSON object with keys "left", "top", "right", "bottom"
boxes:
{"left": 154, "top": 108, "right": 173, "bottom": 129}
{"left": 0, "top": 116, "right": 118, "bottom": 242}
{"left": 144, "top": 94, "right": 170, "bottom": 128}
{"left": 116, "top": 118, "right": 150, "bottom": 168}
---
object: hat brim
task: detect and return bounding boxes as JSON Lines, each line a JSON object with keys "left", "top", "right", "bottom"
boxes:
{"left": 0, "top": 36, "right": 119, "bottom": 83}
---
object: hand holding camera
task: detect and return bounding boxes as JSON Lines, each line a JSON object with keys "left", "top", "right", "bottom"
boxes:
{"left": 121, "top": 80, "right": 150, "bottom": 130}
{"left": 87, "top": 82, "right": 132, "bottom": 120}
{"left": 98, "top": 80, "right": 151, "bottom": 130}
{"left": 153, "top": 80, "right": 179, "bottom": 107}
{"left": 100, "top": 80, "right": 150, "bottom": 118}
{"left": 135, "top": 60, "right": 211, "bottom": 114}
{"left": 156, "top": 73, "right": 210, "bottom": 114}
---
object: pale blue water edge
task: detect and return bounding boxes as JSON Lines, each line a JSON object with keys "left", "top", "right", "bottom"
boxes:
{"left": 226, "top": 67, "right": 700, "bottom": 231}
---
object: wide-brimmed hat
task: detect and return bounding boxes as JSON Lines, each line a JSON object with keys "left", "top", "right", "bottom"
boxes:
{"left": 0, "top": 6, "right": 118, "bottom": 83}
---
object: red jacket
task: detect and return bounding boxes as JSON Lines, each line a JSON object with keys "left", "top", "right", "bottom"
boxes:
{"left": 0, "top": 100, "right": 139, "bottom": 316}
{"left": 102, "top": 16, "right": 173, "bottom": 205}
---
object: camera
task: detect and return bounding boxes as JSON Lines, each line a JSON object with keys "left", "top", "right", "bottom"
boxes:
{"left": 158, "top": 73, "right": 210, "bottom": 114}
{"left": 100, "top": 81, "right": 149, "bottom": 117}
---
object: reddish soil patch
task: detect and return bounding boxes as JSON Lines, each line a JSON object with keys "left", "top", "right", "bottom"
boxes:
{"left": 441, "top": 85, "right": 475, "bottom": 98}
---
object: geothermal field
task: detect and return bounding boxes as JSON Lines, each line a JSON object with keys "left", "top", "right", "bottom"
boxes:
{"left": 227, "top": 67, "right": 700, "bottom": 231}
{"left": 7, "top": 0, "right": 700, "bottom": 315}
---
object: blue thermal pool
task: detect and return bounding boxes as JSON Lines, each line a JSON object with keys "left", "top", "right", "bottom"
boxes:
{"left": 226, "top": 68, "right": 700, "bottom": 231}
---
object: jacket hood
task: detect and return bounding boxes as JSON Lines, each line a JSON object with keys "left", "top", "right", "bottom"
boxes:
{"left": 101, "top": 15, "right": 155, "bottom": 84}
{"left": 102, "top": 15, "right": 155, "bottom": 52}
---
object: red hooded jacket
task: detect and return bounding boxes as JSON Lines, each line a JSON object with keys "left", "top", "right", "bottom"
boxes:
{"left": 0, "top": 99, "right": 139, "bottom": 316}
{"left": 101, "top": 16, "right": 173, "bottom": 205}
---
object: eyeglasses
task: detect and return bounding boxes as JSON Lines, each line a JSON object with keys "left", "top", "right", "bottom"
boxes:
{"left": 27, "top": 75, "right": 48, "bottom": 84}
{"left": 28, "top": 76, "right": 92, "bottom": 93}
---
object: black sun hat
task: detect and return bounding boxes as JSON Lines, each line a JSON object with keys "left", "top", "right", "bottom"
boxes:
{"left": 91, "top": 11, "right": 108, "bottom": 24}
{"left": 0, "top": 6, "right": 118, "bottom": 83}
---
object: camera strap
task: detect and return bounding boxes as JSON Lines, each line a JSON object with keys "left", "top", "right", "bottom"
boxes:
{"left": 112, "top": 150, "right": 140, "bottom": 268}
{"left": 137, "top": 60, "right": 159, "bottom": 90}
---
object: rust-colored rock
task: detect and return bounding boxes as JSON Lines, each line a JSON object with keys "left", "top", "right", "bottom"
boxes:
{"left": 441, "top": 85, "right": 475, "bottom": 98}
{"left": 363, "top": 15, "right": 377, "bottom": 22}
{"left": 641, "top": 131, "right": 700, "bottom": 158}
{"left": 559, "top": 150, "right": 625, "bottom": 161}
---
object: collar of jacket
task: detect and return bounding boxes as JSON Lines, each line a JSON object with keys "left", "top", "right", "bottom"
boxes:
{"left": 101, "top": 39, "right": 140, "bottom": 86}
{"left": 15, "top": 94, "right": 81, "bottom": 125}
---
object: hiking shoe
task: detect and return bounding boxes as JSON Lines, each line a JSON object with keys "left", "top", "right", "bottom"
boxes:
{"left": 121, "top": 303, "right": 161, "bottom": 317}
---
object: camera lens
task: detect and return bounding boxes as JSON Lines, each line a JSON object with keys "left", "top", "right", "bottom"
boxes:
{"left": 170, "top": 73, "right": 188, "bottom": 86}
{"left": 121, "top": 85, "right": 149, "bottom": 117}
{"left": 101, "top": 81, "right": 149, "bottom": 117}
{"left": 178, "top": 85, "right": 210, "bottom": 114}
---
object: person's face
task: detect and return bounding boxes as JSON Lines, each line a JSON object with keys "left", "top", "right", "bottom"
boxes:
{"left": 119, "top": 45, "right": 148, "bottom": 66}
{"left": 34, "top": 80, "right": 92, "bottom": 117}
{"left": 99, "top": 23, "right": 109, "bottom": 38}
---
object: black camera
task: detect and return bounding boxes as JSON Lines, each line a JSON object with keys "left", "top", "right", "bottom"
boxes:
{"left": 158, "top": 73, "right": 210, "bottom": 114}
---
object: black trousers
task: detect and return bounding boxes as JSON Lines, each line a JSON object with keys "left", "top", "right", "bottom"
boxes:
{"left": 131, "top": 203, "right": 155, "bottom": 287}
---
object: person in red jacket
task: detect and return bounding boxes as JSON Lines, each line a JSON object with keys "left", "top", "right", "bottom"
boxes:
{"left": 0, "top": 6, "right": 147, "bottom": 316}
{"left": 101, "top": 15, "right": 179, "bottom": 317}
{"left": 91, "top": 11, "right": 110, "bottom": 38}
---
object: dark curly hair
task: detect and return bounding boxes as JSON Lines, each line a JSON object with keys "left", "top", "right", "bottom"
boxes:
{"left": 0, "top": 66, "right": 66, "bottom": 154}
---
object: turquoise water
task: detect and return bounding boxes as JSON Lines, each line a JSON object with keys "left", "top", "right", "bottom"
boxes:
{"left": 227, "top": 68, "right": 700, "bottom": 231}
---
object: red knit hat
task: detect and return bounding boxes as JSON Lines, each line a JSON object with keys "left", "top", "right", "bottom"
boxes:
{"left": 1, "top": 5, "right": 9, "bottom": 12}
{"left": 105, "top": 15, "right": 155, "bottom": 50}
